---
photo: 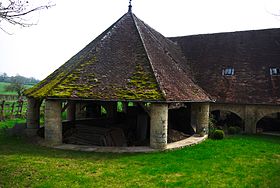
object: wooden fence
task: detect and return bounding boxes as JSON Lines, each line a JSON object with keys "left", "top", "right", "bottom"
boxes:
{"left": 0, "top": 100, "right": 26, "bottom": 121}
{"left": 0, "top": 94, "right": 19, "bottom": 101}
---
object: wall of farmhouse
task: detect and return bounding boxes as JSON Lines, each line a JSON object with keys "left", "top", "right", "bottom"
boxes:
{"left": 210, "top": 103, "right": 280, "bottom": 133}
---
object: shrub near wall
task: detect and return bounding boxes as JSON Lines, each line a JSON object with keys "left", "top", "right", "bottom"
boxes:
{"left": 212, "top": 130, "right": 225, "bottom": 140}
{"left": 228, "top": 127, "right": 236, "bottom": 135}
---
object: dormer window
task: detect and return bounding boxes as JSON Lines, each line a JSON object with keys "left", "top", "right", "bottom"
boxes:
{"left": 270, "top": 68, "right": 280, "bottom": 76}
{"left": 222, "top": 68, "right": 234, "bottom": 76}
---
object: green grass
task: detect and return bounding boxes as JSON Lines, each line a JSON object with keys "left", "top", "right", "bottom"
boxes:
{"left": 0, "top": 82, "right": 16, "bottom": 95}
{"left": 0, "top": 122, "right": 279, "bottom": 187}
{"left": 0, "top": 82, "right": 34, "bottom": 95}
{"left": 0, "top": 118, "right": 26, "bottom": 128}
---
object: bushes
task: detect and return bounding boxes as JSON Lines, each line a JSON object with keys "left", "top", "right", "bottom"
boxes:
{"left": 228, "top": 127, "right": 236, "bottom": 135}
{"left": 209, "top": 126, "right": 242, "bottom": 140}
{"left": 208, "top": 114, "right": 242, "bottom": 140}
{"left": 211, "top": 130, "right": 225, "bottom": 140}
{"left": 209, "top": 115, "right": 224, "bottom": 140}
{"left": 235, "top": 126, "right": 242, "bottom": 134}
{"left": 228, "top": 126, "right": 242, "bottom": 135}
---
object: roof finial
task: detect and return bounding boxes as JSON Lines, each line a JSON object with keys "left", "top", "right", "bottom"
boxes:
{"left": 128, "top": 0, "right": 132, "bottom": 12}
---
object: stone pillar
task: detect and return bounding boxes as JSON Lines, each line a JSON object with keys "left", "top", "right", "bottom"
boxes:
{"left": 137, "top": 113, "right": 148, "bottom": 141}
{"left": 150, "top": 103, "right": 168, "bottom": 150}
{"left": 191, "top": 103, "right": 210, "bottom": 134}
{"left": 244, "top": 105, "right": 257, "bottom": 134}
{"left": 45, "top": 100, "right": 62, "bottom": 145}
{"left": 67, "top": 101, "right": 76, "bottom": 121}
{"left": 86, "top": 103, "right": 101, "bottom": 118}
{"left": 76, "top": 102, "right": 86, "bottom": 119}
{"left": 122, "top": 102, "right": 128, "bottom": 113}
{"left": 26, "top": 98, "right": 41, "bottom": 136}
{"left": 103, "top": 102, "right": 117, "bottom": 119}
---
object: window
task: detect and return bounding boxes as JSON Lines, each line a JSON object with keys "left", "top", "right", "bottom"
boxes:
{"left": 222, "top": 68, "right": 234, "bottom": 76}
{"left": 270, "top": 68, "right": 280, "bottom": 76}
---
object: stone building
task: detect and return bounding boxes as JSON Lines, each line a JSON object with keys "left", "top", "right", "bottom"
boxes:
{"left": 24, "top": 7, "right": 280, "bottom": 150}
{"left": 170, "top": 28, "right": 280, "bottom": 133}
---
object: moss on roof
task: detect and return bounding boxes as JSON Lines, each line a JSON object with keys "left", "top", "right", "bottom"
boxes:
{"left": 115, "top": 64, "right": 164, "bottom": 100}
{"left": 24, "top": 12, "right": 210, "bottom": 102}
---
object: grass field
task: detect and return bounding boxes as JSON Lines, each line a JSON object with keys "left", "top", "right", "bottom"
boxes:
{"left": 0, "top": 85, "right": 279, "bottom": 187}
{"left": 0, "top": 82, "right": 40, "bottom": 121}
{"left": 0, "top": 82, "right": 17, "bottom": 95}
{"left": 0, "top": 122, "right": 279, "bottom": 187}
{"left": 0, "top": 82, "right": 34, "bottom": 95}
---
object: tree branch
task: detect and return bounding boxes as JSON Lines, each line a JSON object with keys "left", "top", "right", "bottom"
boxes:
{"left": 0, "top": 0, "right": 55, "bottom": 32}
{"left": 6, "top": 4, "right": 53, "bottom": 18}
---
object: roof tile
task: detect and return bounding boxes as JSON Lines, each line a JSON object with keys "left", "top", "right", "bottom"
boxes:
{"left": 25, "top": 12, "right": 210, "bottom": 102}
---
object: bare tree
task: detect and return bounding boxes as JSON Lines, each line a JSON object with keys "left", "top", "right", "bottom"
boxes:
{"left": 0, "top": 0, "right": 54, "bottom": 32}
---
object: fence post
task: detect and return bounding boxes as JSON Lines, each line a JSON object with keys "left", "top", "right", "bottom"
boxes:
{"left": 0, "top": 101, "right": 4, "bottom": 121}
{"left": 10, "top": 102, "right": 15, "bottom": 119}
{"left": 16, "top": 100, "right": 24, "bottom": 118}
{"left": 4, "top": 102, "right": 10, "bottom": 120}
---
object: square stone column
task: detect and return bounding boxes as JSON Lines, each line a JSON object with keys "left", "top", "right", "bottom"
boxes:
{"left": 244, "top": 105, "right": 257, "bottom": 134}
{"left": 76, "top": 102, "right": 86, "bottom": 119}
{"left": 86, "top": 102, "right": 101, "bottom": 118}
{"left": 26, "top": 98, "right": 41, "bottom": 136}
{"left": 103, "top": 102, "right": 117, "bottom": 119}
{"left": 67, "top": 101, "right": 76, "bottom": 121}
{"left": 45, "top": 100, "right": 62, "bottom": 145}
{"left": 191, "top": 103, "right": 210, "bottom": 135}
{"left": 150, "top": 103, "right": 168, "bottom": 150}
{"left": 122, "top": 102, "right": 128, "bottom": 113}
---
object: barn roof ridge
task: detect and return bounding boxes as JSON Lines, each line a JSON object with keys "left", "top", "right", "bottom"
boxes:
{"left": 169, "top": 27, "right": 280, "bottom": 39}
{"left": 170, "top": 27, "right": 280, "bottom": 105}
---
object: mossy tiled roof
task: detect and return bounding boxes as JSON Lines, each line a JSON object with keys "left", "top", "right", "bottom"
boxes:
{"left": 24, "top": 12, "right": 211, "bottom": 102}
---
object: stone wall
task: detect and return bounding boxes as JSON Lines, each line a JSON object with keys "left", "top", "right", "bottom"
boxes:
{"left": 210, "top": 103, "right": 280, "bottom": 133}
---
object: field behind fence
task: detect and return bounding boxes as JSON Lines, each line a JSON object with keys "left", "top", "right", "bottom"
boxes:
{"left": 0, "top": 82, "right": 35, "bottom": 121}
{"left": 0, "top": 99, "right": 27, "bottom": 121}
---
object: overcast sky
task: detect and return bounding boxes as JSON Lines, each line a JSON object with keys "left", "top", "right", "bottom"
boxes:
{"left": 0, "top": 0, "right": 280, "bottom": 80}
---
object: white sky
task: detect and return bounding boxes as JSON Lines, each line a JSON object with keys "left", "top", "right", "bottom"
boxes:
{"left": 0, "top": 0, "right": 280, "bottom": 80}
